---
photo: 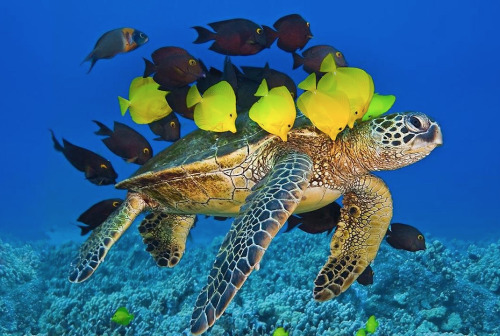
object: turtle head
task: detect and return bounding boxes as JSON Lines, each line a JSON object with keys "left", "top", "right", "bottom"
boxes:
{"left": 359, "top": 112, "right": 443, "bottom": 171}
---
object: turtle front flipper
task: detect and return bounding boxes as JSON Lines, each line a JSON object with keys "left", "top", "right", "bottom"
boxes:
{"left": 68, "top": 193, "right": 146, "bottom": 283}
{"left": 190, "top": 152, "right": 313, "bottom": 335}
{"left": 139, "top": 212, "right": 196, "bottom": 267}
{"left": 313, "top": 174, "right": 392, "bottom": 301}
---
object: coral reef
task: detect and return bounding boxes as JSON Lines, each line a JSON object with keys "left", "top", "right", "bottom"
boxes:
{"left": 0, "top": 229, "right": 499, "bottom": 335}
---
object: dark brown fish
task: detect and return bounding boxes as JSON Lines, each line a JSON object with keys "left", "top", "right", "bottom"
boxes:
{"left": 165, "top": 86, "right": 194, "bottom": 120}
{"left": 263, "top": 14, "right": 312, "bottom": 52}
{"left": 285, "top": 202, "right": 341, "bottom": 234}
{"left": 292, "top": 44, "right": 348, "bottom": 74}
{"left": 386, "top": 223, "right": 426, "bottom": 252}
{"left": 197, "top": 57, "right": 239, "bottom": 94}
{"left": 193, "top": 19, "right": 268, "bottom": 56}
{"left": 148, "top": 113, "right": 181, "bottom": 142}
{"left": 77, "top": 198, "right": 123, "bottom": 235}
{"left": 356, "top": 265, "right": 374, "bottom": 286}
{"left": 93, "top": 121, "right": 152, "bottom": 165}
{"left": 82, "top": 28, "right": 148, "bottom": 73}
{"left": 143, "top": 47, "right": 204, "bottom": 90}
{"left": 50, "top": 130, "right": 118, "bottom": 185}
{"left": 241, "top": 63, "right": 297, "bottom": 99}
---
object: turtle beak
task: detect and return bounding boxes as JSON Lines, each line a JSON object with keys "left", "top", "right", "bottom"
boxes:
{"left": 411, "top": 123, "right": 443, "bottom": 151}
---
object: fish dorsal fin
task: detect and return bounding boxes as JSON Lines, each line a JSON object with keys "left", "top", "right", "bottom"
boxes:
{"left": 317, "top": 72, "right": 337, "bottom": 94}
{"left": 298, "top": 73, "right": 317, "bottom": 91}
{"left": 186, "top": 85, "right": 203, "bottom": 108}
{"left": 254, "top": 79, "right": 269, "bottom": 97}
{"left": 269, "top": 85, "right": 292, "bottom": 99}
{"left": 116, "top": 307, "right": 128, "bottom": 314}
{"left": 203, "top": 81, "right": 235, "bottom": 102}
{"left": 129, "top": 76, "right": 154, "bottom": 93}
{"left": 320, "top": 53, "right": 337, "bottom": 73}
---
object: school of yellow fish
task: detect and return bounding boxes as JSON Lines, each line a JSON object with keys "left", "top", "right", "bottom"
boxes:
{"left": 119, "top": 52, "right": 396, "bottom": 141}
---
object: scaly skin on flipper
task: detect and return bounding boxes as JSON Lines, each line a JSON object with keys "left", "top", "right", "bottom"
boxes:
{"left": 139, "top": 213, "right": 196, "bottom": 267}
{"left": 68, "top": 193, "right": 147, "bottom": 283}
{"left": 313, "top": 175, "right": 392, "bottom": 301}
{"left": 190, "top": 152, "right": 313, "bottom": 335}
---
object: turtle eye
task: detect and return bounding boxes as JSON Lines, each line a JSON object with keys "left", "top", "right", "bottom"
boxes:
{"left": 189, "top": 59, "right": 197, "bottom": 66}
{"left": 335, "top": 51, "right": 342, "bottom": 58}
{"left": 256, "top": 28, "right": 263, "bottom": 34}
{"left": 406, "top": 114, "right": 430, "bottom": 132}
{"left": 100, "top": 163, "right": 108, "bottom": 169}
{"left": 170, "top": 121, "right": 176, "bottom": 128}
{"left": 417, "top": 234, "right": 424, "bottom": 240}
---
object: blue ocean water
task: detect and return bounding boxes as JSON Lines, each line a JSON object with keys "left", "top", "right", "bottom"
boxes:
{"left": 1, "top": 0, "right": 499, "bottom": 335}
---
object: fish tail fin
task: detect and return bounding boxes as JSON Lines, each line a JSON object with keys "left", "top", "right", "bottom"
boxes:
{"left": 86, "top": 58, "right": 98, "bottom": 74}
{"left": 78, "top": 225, "right": 92, "bottom": 236}
{"left": 186, "top": 85, "right": 202, "bottom": 108}
{"left": 262, "top": 25, "right": 278, "bottom": 48}
{"left": 254, "top": 79, "right": 269, "bottom": 97}
{"left": 285, "top": 215, "right": 302, "bottom": 232}
{"left": 92, "top": 120, "right": 113, "bottom": 136}
{"left": 292, "top": 52, "right": 304, "bottom": 70}
{"left": 49, "top": 129, "right": 64, "bottom": 152}
{"left": 118, "top": 96, "right": 131, "bottom": 115}
{"left": 192, "top": 26, "right": 215, "bottom": 44}
{"left": 298, "top": 73, "right": 317, "bottom": 91}
{"left": 143, "top": 58, "right": 156, "bottom": 77}
{"left": 81, "top": 51, "right": 93, "bottom": 65}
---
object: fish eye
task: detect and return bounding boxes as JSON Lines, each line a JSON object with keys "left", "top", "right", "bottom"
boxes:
{"left": 140, "top": 33, "right": 145, "bottom": 38}
{"left": 338, "top": 127, "right": 342, "bottom": 131}
{"left": 335, "top": 51, "right": 342, "bottom": 58}
{"left": 189, "top": 59, "right": 197, "bottom": 66}
{"left": 230, "top": 114, "right": 233, "bottom": 117}
{"left": 417, "top": 234, "right": 424, "bottom": 240}
{"left": 405, "top": 114, "right": 429, "bottom": 132}
{"left": 170, "top": 121, "right": 176, "bottom": 128}
{"left": 112, "top": 201, "right": 119, "bottom": 207}
{"left": 256, "top": 28, "right": 263, "bottom": 34}
{"left": 100, "top": 164, "right": 108, "bottom": 169}
{"left": 287, "top": 124, "right": 291, "bottom": 128}
{"left": 143, "top": 148, "right": 150, "bottom": 154}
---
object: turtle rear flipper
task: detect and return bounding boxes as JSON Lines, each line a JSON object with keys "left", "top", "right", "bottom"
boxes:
{"left": 313, "top": 175, "right": 392, "bottom": 301}
{"left": 139, "top": 212, "right": 196, "bottom": 267}
{"left": 68, "top": 193, "right": 147, "bottom": 283}
{"left": 190, "top": 151, "right": 313, "bottom": 335}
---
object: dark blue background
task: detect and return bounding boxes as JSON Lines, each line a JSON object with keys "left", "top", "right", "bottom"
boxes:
{"left": 1, "top": 0, "right": 498, "bottom": 243}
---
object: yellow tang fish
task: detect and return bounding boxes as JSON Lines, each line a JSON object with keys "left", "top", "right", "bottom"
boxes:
{"left": 249, "top": 79, "right": 296, "bottom": 141}
{"left": 111, "top": 306, "right": 134, "bottom": 326}
{"left": 186, "top": 81, "right": 237, "bottom": 133}
{"left": 320, "top": 54, "right": 374, "bottom": 127}
{"left": 297, "top": 72, "right": 350, "bottom": 140}
{"left": 362, "top": 93, "right": 396, "bottom": 121}
{"left": 118, "top": 77, "right": 172, "bottom": 124}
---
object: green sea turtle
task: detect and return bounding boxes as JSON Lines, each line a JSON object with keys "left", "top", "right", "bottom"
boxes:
{"left": 68, "top": 111, "right": 442, "bottom": 334}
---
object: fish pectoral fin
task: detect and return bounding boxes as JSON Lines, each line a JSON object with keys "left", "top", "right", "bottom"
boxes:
{"left": 313, "top": 175, "right": 392, "bottom": 301}
{"left": 190, "top": 151, "right": 313, "bottom": 335}
{"left": 68, "top": 193, "right": 146, "bottom": 283}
